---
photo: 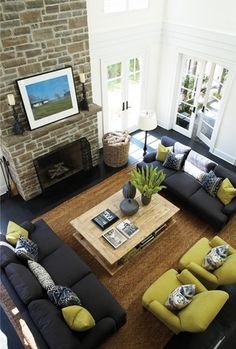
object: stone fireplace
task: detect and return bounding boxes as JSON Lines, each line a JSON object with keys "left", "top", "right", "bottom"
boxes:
{"left": 1, "top": 104, "right": 101, "bottom": 200}
{"left": 0, "top": 1, "right": 101, "bottom": 200}
{"left": 34, "top": 137, "right": 92, "bottom": 191}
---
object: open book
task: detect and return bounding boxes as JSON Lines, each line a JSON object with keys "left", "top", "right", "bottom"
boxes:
{"left": 116, "top": 219, "right": 139, "bottom": 239}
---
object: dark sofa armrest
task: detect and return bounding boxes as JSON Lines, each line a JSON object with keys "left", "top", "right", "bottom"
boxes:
{"left": 143, "top": 151, "right": 156, "bottom": 163}
{"left": 222, "top": 197, "right": 236, "bottom": 216}
{"left": 81, "top": 317, "right": 116, "bottom": 349}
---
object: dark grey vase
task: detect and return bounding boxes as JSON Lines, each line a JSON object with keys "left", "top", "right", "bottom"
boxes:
{"left": 141, "top": 194, "right": 151, "bottom": 205}
{"left": 122, "top": 181, "right": 136, "bottom": 199}
{"left": 120, "top": 198, "right": 139, "bottom": 216}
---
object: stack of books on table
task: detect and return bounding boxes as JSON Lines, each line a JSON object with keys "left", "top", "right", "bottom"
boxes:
{"left": 102, "top": 219, "right": 139, "bottom": 249}
{"left": 92, "top": 209, "right": 119, "bottom": 230}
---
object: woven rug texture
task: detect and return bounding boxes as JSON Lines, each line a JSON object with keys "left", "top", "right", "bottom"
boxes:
{"left": 1, "top": 165, "right": 236, "bottom": 349}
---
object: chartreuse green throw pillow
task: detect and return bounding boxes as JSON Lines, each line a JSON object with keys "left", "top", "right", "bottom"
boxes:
{"left": 62, "top": 305, "right": 95, "bottom": 332}
{"left": 6, "top": 221, "right": 29, "bottom": 246}
{"left": 156, "top": 144, "right": 173, "bottom": 162}
{"left": 217, "top": 178, "right": 236, "bottom": 205}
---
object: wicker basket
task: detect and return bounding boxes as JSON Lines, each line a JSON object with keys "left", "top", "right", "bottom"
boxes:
{"left": 103, "top": 132, "right": 130, "bottom": 168}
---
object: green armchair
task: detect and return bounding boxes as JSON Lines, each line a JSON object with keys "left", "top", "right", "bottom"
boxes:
{"left": 179, "top": 236, "right": 236, "bottom": 289}
{"left": 142, "top": 269, "right": 229, "bottom": 334}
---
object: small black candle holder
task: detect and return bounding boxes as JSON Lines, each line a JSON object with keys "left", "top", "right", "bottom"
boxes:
{"left": 11, "top": 105, "right": 24, "bottom": 135}
{"left": 79, "top": 82, "right": 89, "bottom": 111}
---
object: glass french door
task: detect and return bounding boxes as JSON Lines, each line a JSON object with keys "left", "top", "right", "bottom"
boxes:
{"left": 197, "top": 63, "right": 228, "bottom": 146}
{"left": 102, "top": 55, "right": 144, "bottom": 133}
{"left": 173, "top": 57, "right": 204, "bottom": 137}
{"left": 173, "top": 55, "right": 229, "bottom": 146}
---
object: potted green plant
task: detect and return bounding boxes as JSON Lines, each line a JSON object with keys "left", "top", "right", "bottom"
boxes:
{"left": 129, "top": 165, "right": 166, "bottom": 205}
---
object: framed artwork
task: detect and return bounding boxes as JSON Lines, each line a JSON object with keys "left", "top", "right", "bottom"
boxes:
{"left": 17, "top": 67, "right": 79, "bottom": 130}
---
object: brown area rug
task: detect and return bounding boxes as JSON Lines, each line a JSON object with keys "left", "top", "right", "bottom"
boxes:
{"left": 2, "top": 165, "right": 236, "bottom": 349}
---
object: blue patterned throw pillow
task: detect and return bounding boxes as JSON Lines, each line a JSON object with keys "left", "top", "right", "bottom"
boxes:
{"left": 202, "top": 245, "right": 229, "bottom": 271}
{"left": 28, "top": 260, "right": 55, "bottom": 290}
{"left": 47, "top": 285, "right": 81, "bottom": 308}
{"left": 163, "top": 152, "right": 184, "bottom": 171}
{"left": 165, "top": 284, "right": 196, "bottom": 311}
{"left": 202, "top": 170, "right": 222, "bottom": 197}
{"left": 15, "top": 236, "right": 38, "bottom": 261}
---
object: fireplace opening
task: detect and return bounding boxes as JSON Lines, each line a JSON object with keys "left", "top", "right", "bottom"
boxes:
{"left": 34, "top": 138, "right": 93, "bottom": 190}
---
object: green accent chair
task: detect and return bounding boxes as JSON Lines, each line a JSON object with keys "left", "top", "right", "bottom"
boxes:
{"left": 179, "top": 236, "right": 236, "bottom": 289}
{"left": 142, "top": 269, "right": 229, "bottom": 334}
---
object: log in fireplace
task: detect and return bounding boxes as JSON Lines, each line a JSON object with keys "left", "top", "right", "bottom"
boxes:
{"left": 33, "top": 137, "right": 92, "bottom": 191}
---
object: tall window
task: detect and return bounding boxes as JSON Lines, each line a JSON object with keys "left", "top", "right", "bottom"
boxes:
{"left": 104, "top": 0, "right": 149, "bottom": 14}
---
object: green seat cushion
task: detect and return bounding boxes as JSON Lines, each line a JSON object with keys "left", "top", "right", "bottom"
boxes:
{"left": 179, "top": 238, "right": 211, "bottom": 270}
{"left": 143, "top": 269, "right": 181, "bottom": 306}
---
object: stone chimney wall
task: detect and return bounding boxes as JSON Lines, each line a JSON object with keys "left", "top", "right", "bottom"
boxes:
{"left": 0, "top": 1, "right": 101, "bottom": 201}
{"left": 0, "top": 0, "right": 92, "bottom": 136}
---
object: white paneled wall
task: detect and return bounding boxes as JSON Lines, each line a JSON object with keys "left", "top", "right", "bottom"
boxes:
{"left": 87, "top": 0, "right": 165, "bottom": 146}
{"left": 156, "top": 0, "right": 236, "bottom": 164}
{"left": 87, "top": 0, "right": 236, "bottom": 163}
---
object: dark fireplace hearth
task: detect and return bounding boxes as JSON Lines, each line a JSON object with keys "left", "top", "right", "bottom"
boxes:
{"left": 34, "top": 138, "right": 92, "bottom": 190}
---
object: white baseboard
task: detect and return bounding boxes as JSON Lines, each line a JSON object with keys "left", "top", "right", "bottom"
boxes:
{"left": 157, "top": 119, "right": 171, "bottom": 130}
{"left": 211, "top": 148, "right": 236, "bottom": 165}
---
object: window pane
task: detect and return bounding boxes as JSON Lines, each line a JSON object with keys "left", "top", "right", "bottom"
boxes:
{"left": 128, "top": 0, "right": 149, "bottom": 10}
{"left": 129, "top": 58, "right": 135, "bottom": 73}
{"left": 104, "top": 0, "right": 127, "bottom": 13}
{"left": 178, "top": 103, "right": 192, "bottom": 116}
{"left": 203, "top": 114, "right": 215, "bottom": 128}
{"left": 135, "top": 58, "right": 140, "bottom": 71}
{"left": 184, "top": 59, "right": 198, "bottom": 76}
{"left": 176, "top": 114, "right": 190, "bottom": 130}
{"left": 107, "top": 63, "right": 122, "bottom": 79}
{"left": 180, "top": 88, "right": 195, "bottom": 105}
{"left": 129, "top": 72, "right": 140, "bottom": 83}
{"left": 108, "top": 78, "right": 121, "bottom": 91}
{"left": 200, "top": 122, "right": 213, "bottom": 140}
{"left": 182, "top": 75, "right": 196, "bottom": 90}
{"left": 213, "top": 65, "right": 228, "bottom": 84}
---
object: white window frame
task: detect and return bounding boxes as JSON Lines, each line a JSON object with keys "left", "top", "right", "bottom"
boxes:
{"left": 171, "top": 48, "right": 235, "bottom": 152}
{"left": 104, "top": 0, "right": 149, "bottom": 14}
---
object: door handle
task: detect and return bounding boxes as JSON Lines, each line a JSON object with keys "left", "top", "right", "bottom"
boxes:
{"left": 202, "top": 106, "right": 205, "bottom": 113}
{"left": 126, "top": 101, "right": 131, "bottom": 109}
{"left": 192, "top": 106, "right": 196, "bottom": 113}
{"left": 122, "top": 102, "right": 125, "bottom": 111}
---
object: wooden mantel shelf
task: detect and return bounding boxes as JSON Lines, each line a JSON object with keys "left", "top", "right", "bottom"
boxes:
{"left": 1, "top": 103, "right": 102, "bottom": 148}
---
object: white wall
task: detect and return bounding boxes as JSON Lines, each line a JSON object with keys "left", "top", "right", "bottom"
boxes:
{"left": 87, "top": 0, "right": 236, "bottom": 164}
{"left": 165, "top": 0, "right": 236, "bottom": 35}
{"left": 87, "top": 0, "right": 165, "bottom": 34}
{"left": 156, "top": 0, "right": 236, "bottom": 164}
{"left": 87, "top": 0, "right": 165, "bottom": 146}
{"left": 214, "top": 77, "right": 236, "bottom": 163}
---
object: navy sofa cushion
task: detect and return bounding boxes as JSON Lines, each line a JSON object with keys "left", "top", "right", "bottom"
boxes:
{"left": 71, "top": 273, "right": 126, "bottom": 328}
{"left": 164, "top": 172, "right": 202, "bottom": 200}
{"left": 214, "top": 165, "right": 236, "bottom": 186}
{"left": 5, "top": 263, "right": 45, "bottom": 304}
{"left": 161, "top": 136, "right": 176, "bottom": 147}
{"left": 30, "top": 220, "right": 64, "bottom": 260}
{"left": 40, "top": 244, "right": 91, "bottom": 288}
{"left": 188, "top": 188, "right": 228, "bottom": 230}
{"left": 28, "top": 299, "right": 82, "bottom": 349}
{"left": 0, "top": 234, "right": 20, "bottom": 268}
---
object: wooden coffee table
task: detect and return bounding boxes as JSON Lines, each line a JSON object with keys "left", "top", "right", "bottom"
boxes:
{"left": 71, "top": 190, "right": 179, "bottom": 275}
